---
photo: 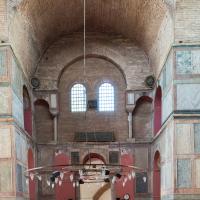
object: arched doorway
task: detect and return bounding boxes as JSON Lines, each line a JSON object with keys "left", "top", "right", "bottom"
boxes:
{"left": 153, "top": 151, "right": 161, "bottom": 200}
{"left": 80, "top": 153, "right": 111, "bottom": 200}
{"left": 154, "top": 86, "right": 162, "bottom": 135}
{"left": 28, "top": 149, "right": 35, "bottom": 200}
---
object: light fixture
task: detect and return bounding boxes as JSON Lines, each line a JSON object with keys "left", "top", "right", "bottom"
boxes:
{"left": 25, "top": 162, "right": 143, "bottom": 188}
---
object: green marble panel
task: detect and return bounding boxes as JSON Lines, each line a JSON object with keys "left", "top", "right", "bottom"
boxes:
{"left": 177, "top": 159, "right": 192, "bottom": 188}
{"left": 0, "top": 161, "right": 12, "bottom": 192}
{"left": 0, "top": 50, "right": 6, "bottom": 76}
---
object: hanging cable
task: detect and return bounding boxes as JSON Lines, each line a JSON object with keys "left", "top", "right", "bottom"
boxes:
{"left": 83, "top": 0, "right": 86, "bottom": 78}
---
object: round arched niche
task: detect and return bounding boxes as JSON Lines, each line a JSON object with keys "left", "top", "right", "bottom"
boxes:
{"left": 133, "top": 96, "right": 153, "bottom": 141}
{"left": 34, "top": 99, "right": 54, "bottom": 143}
{"left": 58, "top": 57, "right": 128, "bottom": 142}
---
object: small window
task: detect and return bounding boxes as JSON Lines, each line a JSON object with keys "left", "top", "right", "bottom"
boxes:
{"left": 99, "top": 83, "right": 114, "bottom": 111}
{"left": 71, "top": 84, "right": 86, "bottom": 112}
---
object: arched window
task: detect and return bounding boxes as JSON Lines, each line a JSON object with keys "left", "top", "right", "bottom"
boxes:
{"left": 99, "top": 83, "right": 114, "bottom": 111}
{"left": 71, "top": 84, "right": 86, "bottom": 112}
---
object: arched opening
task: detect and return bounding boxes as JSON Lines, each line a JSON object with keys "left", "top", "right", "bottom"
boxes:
{"left": 28, "top": 149, "right": 35, "bottom": 200}
{"left": 83, "top": 153, "right": 106, "bottom": 165}
{"left": 133, "top": 96, "right": 153, "bottom": 140}
{"left": 23, "top": 86, "right": 32, "bottom": 136}
{"left": 54, "top": 153, "right": 75, "bottom": 200}
{"left": 153, "top": 151, "right": 161, "bottom": 200}
{"left": 34, "top": 99, "right": 54, "bottom": 143}
{"left": 154, "top": 86, "right": 162, "bottom": 135}
{"left": 80, "top": 153, "right": 111, "bottom": 200}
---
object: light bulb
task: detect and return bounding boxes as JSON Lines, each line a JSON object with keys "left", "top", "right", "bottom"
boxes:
{"left": 122, "top": 182, "right": 125, "bottom": 187}
{"left": 124, "top": 177, "right": 127, "bottom": 183}
{"left": 30, "top": 173, "right": 34, "bottom": 181}
{"left": 128, "top": 173, "right": 132, "bottom": 180}
{"left": 112, "top": 176, "right": 116, "bottom": 184}
{"left": 131, "top": 171, "right": 135, "bottom": 178}
{"left": 59, "top": 180, "right": 62, "bottom": 186}
{"left": 37, "top": 175, "right": 42, "bottom": 181}
{"left": 79, "top": 170, "right": 83, "bottom": 176}
{"left": 73, "top": 182, "right": 76, "bottom": 188}
{"left": 70, "top": 174, "right": 74, "bottom": 182}
{"left": 47, "top": 180, "right": 51, "bottom": 186}
{"left": 55, "top": 177, "right": 59, "bottom": 184}
{"left": 60, "top": 172, "right": 64, "bottom": 180}
{"left": 52, "top": 183, "right": 55, "bottom": 189}
{"left": 26, "top": 178, "right": 29, "bottom": 185}
{"left": 143, "top": 176, "right": 147, "bottom": 183}
{"left": 76, "top": 181, "right": 79, "bottom": 187}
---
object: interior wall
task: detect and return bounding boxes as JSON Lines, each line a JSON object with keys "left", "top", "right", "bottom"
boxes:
{"left": 133, "top": 96, "right": 153, "bottom": 141}
{"left": 58, "top": 57, "right": 127, "bottom": 142}
{"left": 34, "top": 99, "right": 54, "bottom": 143}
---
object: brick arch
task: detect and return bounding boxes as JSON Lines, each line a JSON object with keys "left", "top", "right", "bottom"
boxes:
{"left": 133, "top": 96, "right": 153, "bottom": 140}
{"left": 35, "top": 35, "right": 150, "bottom": 90}
{"left": 57, "top": 54, "right": 127, "bottom": 88}
{"left": 34, "top": 99, "right": 54, "bottom": 143}
{"left": 83, "top": 153, "right": 106, "bottom": 164}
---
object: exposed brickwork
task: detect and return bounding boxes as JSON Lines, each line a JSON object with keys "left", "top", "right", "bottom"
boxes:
{"left": 0, "top": 0, "right": 8, "bottom": 41}
{"left": 175, "top": 0, "right": 200, "bottom": 44}
{"left": 58, "top": 57, "right": 127, "bottom": 142}
{"left": 34, "top": 99, "right": 54, "bottom": 143}
{"left": 35, "top": 33, "right": 151, "bottom": 91}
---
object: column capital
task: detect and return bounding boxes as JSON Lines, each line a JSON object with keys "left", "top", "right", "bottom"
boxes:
{"left": 126, "top": 105, "right": 135, "bottom": 113}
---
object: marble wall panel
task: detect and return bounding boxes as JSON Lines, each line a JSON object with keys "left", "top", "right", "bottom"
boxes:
{"left": 15, "top": 130, "right": 27, "bottom": 164}
{"left": 0, "top": 127, "right": 11, "bottom": 158}
{"left": 177, "top": 84, "right": 200, "bottom": 110}
{"left": 0, "top": 160, "right": 12, "bottom": 192}
{"left": 11, "top": 58, "right": 22, "bottom": 100}
{"left": 12, "top": 91, "right": 24, "bottom": 127}
{"left": 161, "top": 162, "right": 173, "bottom": 191}
{"left": 162, "top": 86, "right": 173, "bottom": 123}
{"left": 16, "top": 164, "right": 23, "bottom": 192}
{"left": 176, "top": 124, "right": 192, "bottom": 154}
{"left": 176, "top": 50, "right": 200, "bottom": 74}
{"left": 0, "top": 50, "right": 7, "bottom": 76}
{"left": 0, "top": 87, "right": 11, "bottom": 114}
{"left": 160, "top": 52, "right": 173, "bottom": 93}
{"left": 194, "top": 124, "right": 200, "bottom": 153}
{"left": 195, "top": 159, "right": 200, "bottom": 188}
{"left": 177, "top": 159, "right": 192, "bottom": 188}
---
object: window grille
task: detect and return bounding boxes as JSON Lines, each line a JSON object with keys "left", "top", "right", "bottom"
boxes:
{"left": 71, "top": 84, "right": 86, "bottom": 112}
{"left": 99, "top": 83, "right": 114, "bottom": 111}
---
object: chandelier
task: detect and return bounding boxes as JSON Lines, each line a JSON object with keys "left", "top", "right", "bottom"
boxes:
{"left": 25, "top": 161, "right": 145, "bottom": 189}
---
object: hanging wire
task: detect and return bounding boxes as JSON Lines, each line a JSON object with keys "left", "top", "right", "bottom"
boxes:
{"left": 83, "top": 0, "right": 86, "bottom": 78}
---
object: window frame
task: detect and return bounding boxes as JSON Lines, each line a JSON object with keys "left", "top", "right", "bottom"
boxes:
{"left": 98, "top": 82, "right": 115, "bottom": 112}
{"left": 70, "top": 83, "right": 87, "bottom": 113}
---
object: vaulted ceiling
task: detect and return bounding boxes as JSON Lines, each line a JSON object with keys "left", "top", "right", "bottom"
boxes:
{"left": 9, "top": 0, "right": 169, "bottom": 76}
